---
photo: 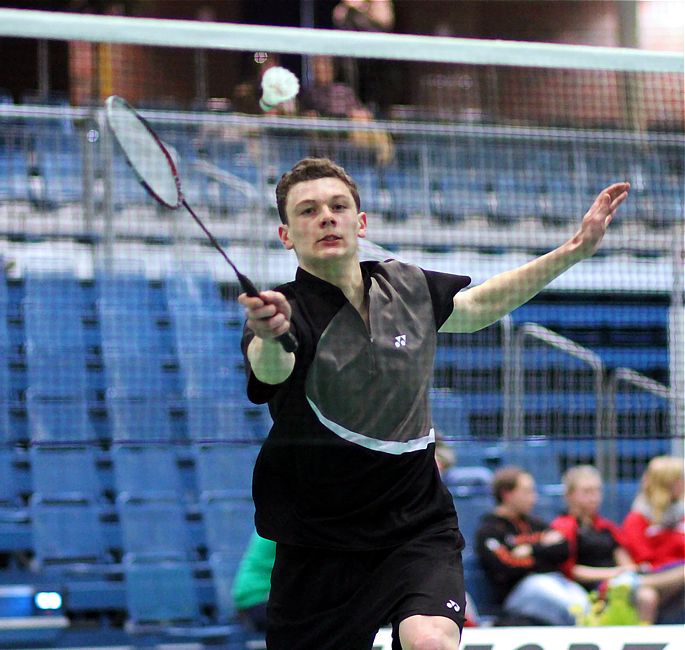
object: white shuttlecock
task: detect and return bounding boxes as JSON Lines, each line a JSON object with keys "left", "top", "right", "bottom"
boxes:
{"left": 259, "top": 66, "right": 300, "bottom": 112}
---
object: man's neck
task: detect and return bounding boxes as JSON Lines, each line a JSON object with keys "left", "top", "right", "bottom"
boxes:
{"left": 302, "top": 257, "right": 365, "bottom": 309}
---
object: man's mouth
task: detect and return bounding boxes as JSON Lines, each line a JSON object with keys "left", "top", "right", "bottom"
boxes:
{"left": 318, "top": 235, "right": 341, "bottom": 242}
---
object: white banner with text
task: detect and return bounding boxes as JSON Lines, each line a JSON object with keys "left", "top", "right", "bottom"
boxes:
{"left": 373, "top": 625, "right": 682, "bottom": 650}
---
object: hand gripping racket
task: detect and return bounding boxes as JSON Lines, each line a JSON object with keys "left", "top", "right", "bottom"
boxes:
{"left": 105, "top": 95, "right": 298, "bottom": 353}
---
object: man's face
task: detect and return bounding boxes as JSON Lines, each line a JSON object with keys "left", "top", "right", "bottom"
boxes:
{"left": 279, "top": 177, "right": 366, "bottom": 272}
{"left": 504, "top": 473, "right": 537, "bottom": 516}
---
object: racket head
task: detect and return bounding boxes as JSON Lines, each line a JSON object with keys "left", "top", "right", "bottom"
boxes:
{"left": 105, "top": 95, "right": 183, "bottom": 209}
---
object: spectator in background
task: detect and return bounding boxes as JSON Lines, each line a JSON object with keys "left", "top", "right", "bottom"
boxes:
{"left": 300, "top": 55, "right": 363, "bottom": 119}
{"left": 333, "top": 0, "right": 395, "bottom": 33}
{"left": 301, "top": 55, "right": 394, "bottom": 166}
{"left": 332, "top": 0, "right": 397, "bottom": 113}
{"left": 552, "top": 464, "right": 685, "bottom": 624}
{"left": 231, "top": 530, "right": 277, "bottom": 632}
{"left": 622, "top": 456, "right": 684, "bottom": 623}
{"left": 476, "top": 466, "right": 588, "bottom": 625}
{"left": 622, "top": 456, "right": 684, "bottom": 570}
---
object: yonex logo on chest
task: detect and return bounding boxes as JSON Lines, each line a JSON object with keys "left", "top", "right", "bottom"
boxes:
{"left": 394, "top": 334, "right": 407, "bottom": 348}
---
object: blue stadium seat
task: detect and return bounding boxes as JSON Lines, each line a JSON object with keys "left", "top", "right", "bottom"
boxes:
{"left": 451, "top": 493, "right": 493, "bottom": 554}
{"left": 165, "top": 274, "right": 225, "bottom": 311}
{"left": 0, "top": 449, "right": 29, "bottom": 527}
{"left": 186, "top": 397, "right": 270, "bottom": 443}
{"left": 433, "top": 188, "right": 490, "bottom": 222}
{"left": 25, "top": 348, "right": 89, "bottom": 398}
{"left": 99, "top": 308, "right": 169, "bottom": 354}
{"left": 180, "top": 353, "right": 245, "bottom": 397}
{"left": 26, "top": 391, "right": 94, "bottom": 444}
{"left": 498, "top": 439, "right": 562, "bottom": 487}
{"left": 0, "top": 450, "right": 28, "bottom": 535}
{"left": 511, "top": 303, "right": 668, "bottom": 328}
{"left": 117, "top": 497, "right": 192, "bottom": 560}
{"left": 30, "top": 447, "right": 99, "bottom": 502}
{"left": 209, "top": 551, "right": 243, "bottom": 621}
{"left": 96, "top": 273, "right": 162, "bottom": 310}
{"left": 0, "top": 354, "right": 9, "bottom": 444}
{"left": 172, "top": 311, "right": 243, "bottom": 357}
{"left": 30, "top": 497, "right": 108, "bottom": 568}
{"left": 434, "top": 345, "right": 507, "bottom": 369}
{"left": 23, "top": 306, "right": 86, "bottom": 351}
{"left": 107, "top": 391, "right": 173, "bottom": 443}
{"left": 443, "top": 466, "right": 493, "bottom": 496}
{"left": 200, "top": 495, "right": 255, "bottom": 565}
{"left": 112, "top": 445, "right": 181, "bottom": 501}
{"left": 430, "top": 390, "right": 469, "bottom": 438}
{"left": 123, "top": 556, "right": 200, "bottom": 627}
{"left": 103, "top": 352, "right": 176, "bottom": 397}
{"left": 194, "top": 443, "right": 258, "bottom": 498}
{"left": 462, "top": 553, "right": 500, "bottom": 618}
{"left": 23, "top": 273, "right": 90, "bottom": 311}
{"left": 0, "top": 449, "right": 16, "bottom": 506}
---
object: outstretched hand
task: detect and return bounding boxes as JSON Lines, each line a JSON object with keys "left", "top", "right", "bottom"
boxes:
{"left": 573, "top": 182, "right": 630, "bottom": 259}
{"left": 238, "top": 290, "right": 292, "bottom": 342}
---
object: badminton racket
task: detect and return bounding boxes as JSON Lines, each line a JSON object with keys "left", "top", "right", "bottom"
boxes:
{"left": 104, "top": 95, "right": 298, "bottom": 353}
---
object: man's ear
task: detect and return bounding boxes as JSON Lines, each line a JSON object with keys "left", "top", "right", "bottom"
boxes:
{"left": 278, "top": 223, "right": 294, "bottom": 250}
{"left": 357, "top": 211, "right": 367, "bottom": 238}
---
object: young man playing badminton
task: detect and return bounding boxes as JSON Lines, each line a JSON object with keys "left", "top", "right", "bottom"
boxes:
{"left": 239, "top": 158, "right": 629, "bottom": 650}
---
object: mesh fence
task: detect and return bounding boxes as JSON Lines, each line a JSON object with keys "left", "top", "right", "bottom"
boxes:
{"left": 0, "top": 11, "right": 683, "bottom": 640}
{"left": 0, "top": 11, "right": 682, "bottom": 483}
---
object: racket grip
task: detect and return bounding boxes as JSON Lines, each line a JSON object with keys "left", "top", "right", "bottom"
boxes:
{"left": 238, "top": 273, "right": 298, "bottom": 353}
{"left": 238, "top": 273, "right": 260, "bottom": 298}
{"left": 276, "top": 330, "right": 298, "bottom": 353}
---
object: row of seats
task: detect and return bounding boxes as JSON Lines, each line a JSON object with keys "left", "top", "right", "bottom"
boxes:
{"left": 0, "top": 439, "right": 650, "bottom": 549}
{"left": 1, "top": 123, "right": 682, "bottom": 225}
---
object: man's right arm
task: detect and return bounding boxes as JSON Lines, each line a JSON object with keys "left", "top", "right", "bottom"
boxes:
{"left": 239, "top": 290, "right": 296, "bottom": 385}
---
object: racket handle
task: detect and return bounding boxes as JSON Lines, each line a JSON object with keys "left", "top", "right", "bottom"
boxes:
{"left": 237, "top": 272, "right": 260, "bottom": 298}
{"left": 276, "top": 330, "right": 299, "bottom": 353}
{"left": 238, "top": 273, "right": 298, "bottom": 353}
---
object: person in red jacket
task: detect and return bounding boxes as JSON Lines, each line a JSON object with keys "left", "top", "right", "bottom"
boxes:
{"left": 552, "top": 465, "right": 684, "bottom": 624}
{"left": 622, "top": 456, "right": 684, "bottom": 570}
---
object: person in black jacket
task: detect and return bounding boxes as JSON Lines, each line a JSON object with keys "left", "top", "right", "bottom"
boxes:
{"left": 475, "top": 466, "right": 589, "bottom": 625}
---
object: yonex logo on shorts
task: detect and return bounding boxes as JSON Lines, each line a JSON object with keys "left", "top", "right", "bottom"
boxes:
{"left": 394, "top": 334, "right": 407, "bottom": 347}
{"left": 446, "top": 600, "right": 460, "bottom": 612}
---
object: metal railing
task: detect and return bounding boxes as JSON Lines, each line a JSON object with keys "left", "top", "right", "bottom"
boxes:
{"left": 512, "top": 322, "right": 607, "bottom": 473}
{"left": 604, "top": 367, "right": 674, "bottom": 485}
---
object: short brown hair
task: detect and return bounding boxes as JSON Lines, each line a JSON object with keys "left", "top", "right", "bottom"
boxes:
{"left": 275, "top": 157, "right": 360, "bottom": 224}
{"left": 492, "top": 466, "right": 528, "bottom": 504}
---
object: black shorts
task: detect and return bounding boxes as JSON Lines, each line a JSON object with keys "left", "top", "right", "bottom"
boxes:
{"left": 266, "top": 526, "right": 466, "bottom": 650}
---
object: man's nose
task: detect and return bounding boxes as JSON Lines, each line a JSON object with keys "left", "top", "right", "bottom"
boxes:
{"left": 320, "top": 206, "right": 337, "bottom": 224}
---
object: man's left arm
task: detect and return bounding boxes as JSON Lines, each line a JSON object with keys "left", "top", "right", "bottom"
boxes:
{"left": 440, "top": 182, "right": 630, "bottom": 334}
